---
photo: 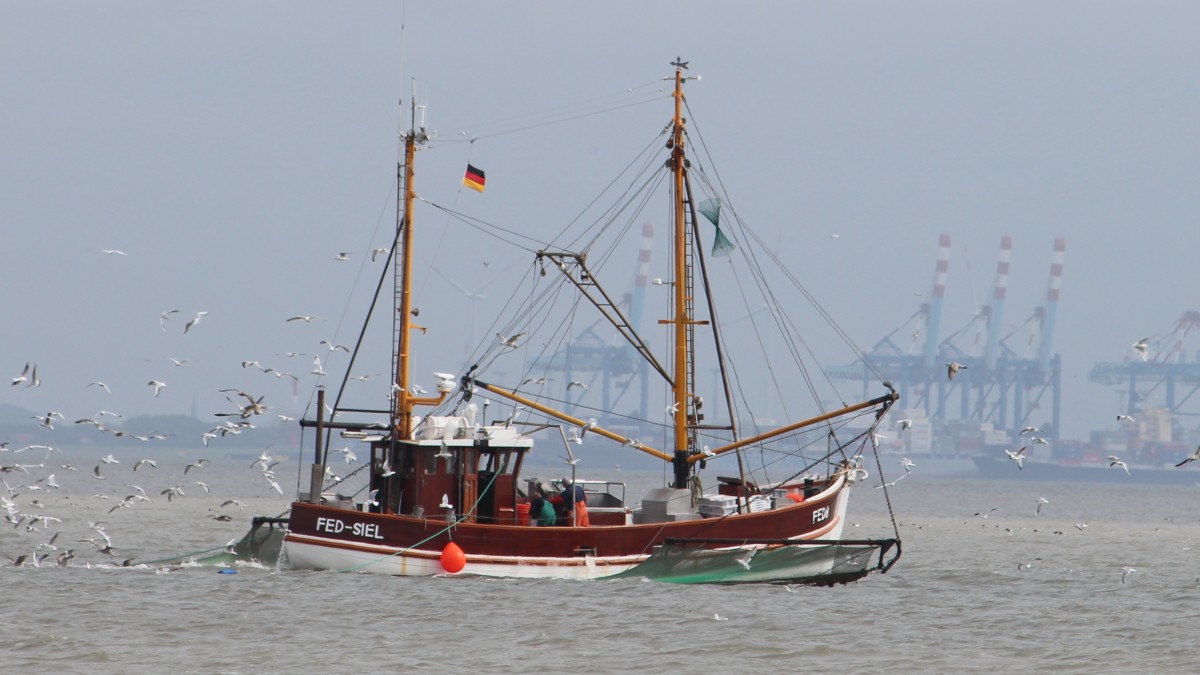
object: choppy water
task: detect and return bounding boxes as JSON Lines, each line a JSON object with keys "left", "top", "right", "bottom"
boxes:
{"left": 3, "top": 449, "right": 1200, "bottom": 673}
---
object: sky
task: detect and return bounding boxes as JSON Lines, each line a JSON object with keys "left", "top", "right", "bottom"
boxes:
{"left": 3, "top": 2, "right": 1199, "bottom": 443}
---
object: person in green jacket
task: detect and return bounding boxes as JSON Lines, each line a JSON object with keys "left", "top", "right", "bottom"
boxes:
{"left": 529, "top": 487, "right": 556, "bottom": 526}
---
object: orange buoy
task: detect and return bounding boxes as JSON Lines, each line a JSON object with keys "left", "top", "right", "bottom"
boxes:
{"left": 440, "top": 542, "right": 466, "bottom": 573}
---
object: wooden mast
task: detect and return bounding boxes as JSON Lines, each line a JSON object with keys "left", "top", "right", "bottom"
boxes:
{"left": 394, "top": 99, "right": 446, "bottom": 441}
{"left": 669, "top": 58, "right": 691, "bottom": 489}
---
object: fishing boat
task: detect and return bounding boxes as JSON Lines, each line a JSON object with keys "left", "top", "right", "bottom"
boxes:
{"left": 278, "top": 60, "right": 902, "bottom": 584}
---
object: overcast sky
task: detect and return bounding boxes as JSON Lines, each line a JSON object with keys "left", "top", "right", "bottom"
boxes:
{"left": 3, "top": 2, "right": 1198, "bottom": 441}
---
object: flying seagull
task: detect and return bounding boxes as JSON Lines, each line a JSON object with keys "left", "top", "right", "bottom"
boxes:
{"left": 1004, "top": 446, "right": 1028, "bottom": 470}
{"left": 147, "top": 380, "right": 166, "bottom": 397}
{"left": 159, "top": 309, "right": 180, "bottom": 331}
{"left": 183, "top": 311, "right": 208, "bottom": 334}
{"left": 497, "top": 332, "right": 525, "bottom": 348}
{"left": 1035, "top": 497, "right": 1049, "bottom": 516}
{"left": 1019, "top": 426, "right": 1039, "bottom": 435}
{"left": 286, "top": 316, "right": 321, "bottom": 323}
{"left": 1121, "top": 566, "right": 1137, "bottom": 584}
{"left": 1107, "top": 455, "right": 1130, "bottom": 475}
{"left": 1176, "top": 445, "right": 1200, "bottom": 468}
{"left": 1132, "top": 338, "right": 1149, "bottom": 361}
{"left": 88, "top": 381, "right": 112, "bottom": 394}
{"left": 947, "top": 362, "right": 967, "bottom": 381}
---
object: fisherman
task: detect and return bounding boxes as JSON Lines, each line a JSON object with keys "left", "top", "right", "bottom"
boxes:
{"left": 551, "top": 476, "right": 590, "bottom": 527}
{"left": 529, "top": 487, "right": 556, "bottom": 526}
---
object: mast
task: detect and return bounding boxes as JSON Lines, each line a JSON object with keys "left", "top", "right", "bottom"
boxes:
{"left": 394, "top": 96, "right": 446, "bottom": 440}
{"left": 668, "top": 58, "right": 692, "bottom": 489}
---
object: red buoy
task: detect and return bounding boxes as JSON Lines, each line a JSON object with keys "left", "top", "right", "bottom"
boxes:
{"left": 440, "top": 542, "right": 466, "bottom": 573}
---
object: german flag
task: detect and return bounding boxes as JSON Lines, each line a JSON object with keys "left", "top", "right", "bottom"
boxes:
{"left": 463, "top": 164, "right": 486, "bottom": 192}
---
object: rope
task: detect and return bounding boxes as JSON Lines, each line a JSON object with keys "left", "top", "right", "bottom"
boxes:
{"left": 332, "top": 468, "right": 502, "bottom": 573}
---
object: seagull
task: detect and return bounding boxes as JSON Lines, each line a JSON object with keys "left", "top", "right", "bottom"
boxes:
{"left": 1032, "top": 437, "right": 1049, "bottom": 446}
{"left": 974, "top": 508, "right": 998, "bottom": 519}
{"left": 701, "top": 445, "right": 716, "bottom": 458}
{"left": 100, "top": 454, "right": 119, "bottom": 465}
{"left": 521, "top": 377, "right": 551, "bottom": 386}
{"left": 334, "top": 252, "right": 350, "bottom": 261}
{"left": 193, "top": 481, "right": 210, "bottom": 494}
{"left": 567, "top": 380, "right": 589, "bottom": 392}
{"left": 1019, "top": 426, "right": 1039, "bottom": 435}
{"left": 1175, "top": 445, "right": 1200, "bottom": 468}
{"left": 160, "top": 485, "right": 185, "bottom": 502}
{"left": 88, "top": 381, "right": 112, "bottom": 394}
{"left": 560, "top": 455, "right": 581, "bottom": 465}
{"left": 666, "top": 403, "right": 679, "bottom": 416}
{"left": 435, "top": 442, "right": 452, "bottom": 460}
{"left": 100, "top": 249, "right": 127, "bottom": 256}
{"left": 734, "top": 549, "right": 755, "bottom": 571}
{"left": 166, "top": 356, "right": 188, "bottom": 367}
{"left": 370, "top": 247, "right": 389, "bottom": 262}
{"left": 1005, "top": 446, "right": 1028, "bottom": 470}
{"left": 875, "top": 474, "right": 907, "bottom": 489}
{"left": 159, "top": 309, "right": 180, "bottom": 331}
{"left": 1121, "top": 566, "right": 1137, "bottom": 584}
{"left": 184, "top": 459, "right": 209, "bottom": 475}
{"left": 287, "top": 316, "right": 321, "bottom": 323}
{"left": 1108, "top": 456, "right": 1130, "bottom": 475}
{"left": 900, "top": 457, "right": 916, "bottom": 473}
{"left": 320, "top": 340, "right": 350, "bottom": 353}
{"left": 337, "top": 446, "right": 357, "bottom": 464}
{"left": 1117, "top": 414, "right": 1135, "bottom": 423}
{"left": 220, "top": 499, "right": 246, "bottom": 511}
{"left": 947, "top": 362, "right": 967, "bottom": 381}
{"left": 713, "top": 613, "right": 729, "bottom": 621}
{"left": 439, "top": 494, "right": 453, "bottom": 510}
{"left": 183, "top": 311, "right": 208, "bottom": 334}
{"left": 312, "top": 356, "right": 327, "bottom": 376}
{"left": 897, "top": 419, "right": 913, "bottom": 431}
{"left": 1074, "top": 522, "right": 1087, "bottom": 532}
{"left": 11, "top": 363, "right": 31, "bottom": 387}
{"left": 1035, "top": 497, "right": 1049, "bottom": 515}
{"left": 147, "top": 380, "right": 166, "bottom": 396}
{"left": 497, "top": 332, "right": 525, "bottom": 348}
{"left": 92, "top": 465, "right": 105, "bottom": 480}
{"left": 1132, "top": 338, "right": 1149, "bottom": 361}
{"left": 132, "top": 459, "right": 156, "bottom": 472}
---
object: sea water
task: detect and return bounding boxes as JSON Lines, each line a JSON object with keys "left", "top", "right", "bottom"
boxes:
{"left": 2, "top": 452, "right": 1199, "bottom": 673}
